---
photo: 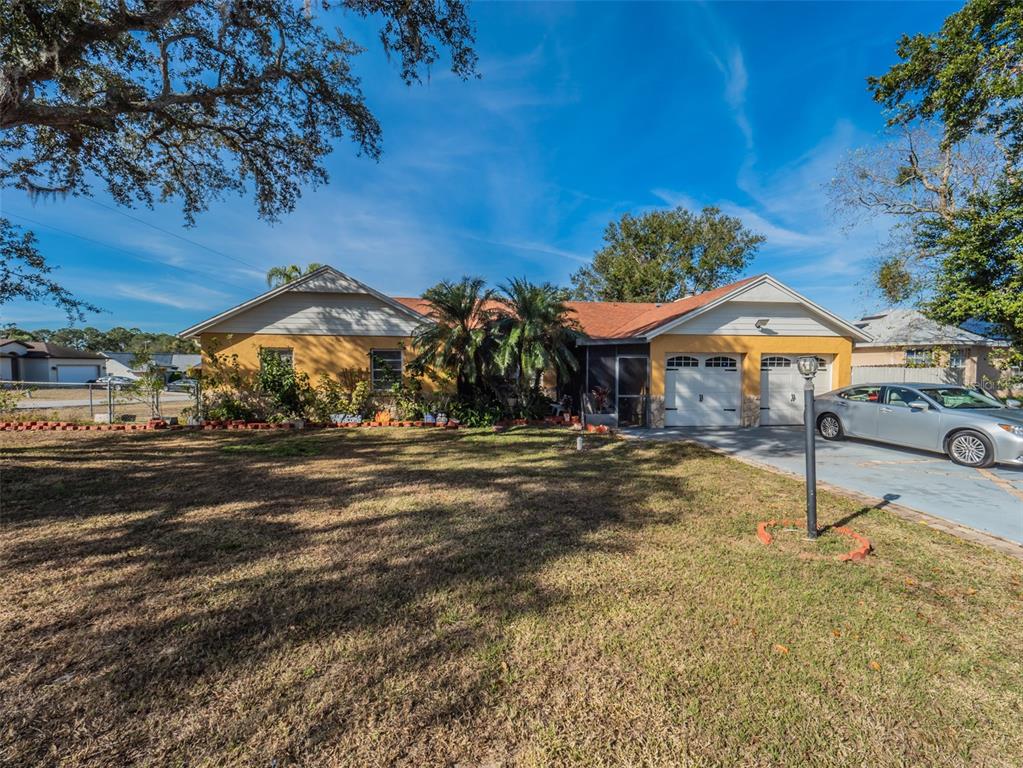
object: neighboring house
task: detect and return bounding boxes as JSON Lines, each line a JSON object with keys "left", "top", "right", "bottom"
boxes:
{"left": 0, "top": 340, "right": 107, "bottom": 383}
{"left": 179, "top": 266, "right": 869, "bottom": 428}
{"left": 851, "top": 309, "right": 1007, "bottom": 386}
{"left": 101, "top": 352, "right": 202, "bottom": 381}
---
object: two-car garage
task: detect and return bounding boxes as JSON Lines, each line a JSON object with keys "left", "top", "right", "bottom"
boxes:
{"left": 664, "top": 353, "right": 834, "bottom": 427}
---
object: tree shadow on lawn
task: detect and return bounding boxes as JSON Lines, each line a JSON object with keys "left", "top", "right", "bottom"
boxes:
{"left": 0, "top": 429, "right": 697, "bottom": 765}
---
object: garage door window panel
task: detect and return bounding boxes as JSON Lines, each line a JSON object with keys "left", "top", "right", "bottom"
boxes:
{"left": 666, "top": 355, "right": 700, "bottom": 369}
{"left": 705, "top": 356, "right": 738, "bottom": 369}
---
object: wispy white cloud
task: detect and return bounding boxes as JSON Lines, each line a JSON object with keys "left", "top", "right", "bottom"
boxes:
{"left": 711, "top": 46, "right": 753, "bottom": 150}
{"left": 652, "top": 119, "right": 897, "bottom": 317}
{"left": 112, "top": 282, "right": 229, "bottom": 310}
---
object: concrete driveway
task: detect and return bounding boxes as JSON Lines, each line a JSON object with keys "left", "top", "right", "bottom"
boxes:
{"left": 626, "top": 426, "right": 1023, "bottom": 546}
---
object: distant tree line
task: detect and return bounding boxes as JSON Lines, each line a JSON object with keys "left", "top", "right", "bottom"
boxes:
{"left": 0, "top": 324, "right": 196, "bottom": 354}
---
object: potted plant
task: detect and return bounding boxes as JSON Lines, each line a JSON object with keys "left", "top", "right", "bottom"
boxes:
{"left": 585, "top": 386, "right": 617, "bottom": 428}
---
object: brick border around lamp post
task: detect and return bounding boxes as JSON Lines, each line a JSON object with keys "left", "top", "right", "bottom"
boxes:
{"left": 796, "top": 355, "right": 819, "bottom": 540}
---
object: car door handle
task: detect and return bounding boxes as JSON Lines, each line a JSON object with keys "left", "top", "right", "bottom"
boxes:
{"left": 879, "top": 406, "right": 892, "bottom": 413}
{"left": 837, "top": 402, "right": 847, "bottom": 407}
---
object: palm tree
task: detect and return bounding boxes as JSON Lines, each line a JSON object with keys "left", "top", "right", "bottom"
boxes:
{"left": 495, "top": 277, "right": 580, "bottom": 396}
{"left": 266, "top": 263, "right": 324, "bottom": 288}
{"left": 411, "top": 277, "right": 499, "bottom": 400}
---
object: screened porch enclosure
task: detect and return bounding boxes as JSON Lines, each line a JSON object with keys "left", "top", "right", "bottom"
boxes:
{"left": 579, "top": 343, "right": 650, "bottom": 427}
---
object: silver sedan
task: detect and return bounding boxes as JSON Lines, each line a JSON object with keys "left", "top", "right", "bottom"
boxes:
{"left": 814, "top": 383, "right": 1023, "bottom": 468}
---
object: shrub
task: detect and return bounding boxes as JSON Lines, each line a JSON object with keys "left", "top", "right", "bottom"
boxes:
{"left": 390, "top": 376, "right": 425, "bottom": 420}
{"left": 311, "top": 372, "right": 375, "bottom": 422}
{"left": 0, "top": 386, "right": 26, "bottom": 417}
{"left": 257, "top": 349, "right": 313, "bottom": 419}
{"left": 189, "top": 342, "right": 270, "bottom": 423}
{"left": 514, "top": 387, "right": 553, "bottom": 420}
{"left": 448, "top": 390, "right": 506, "bottom": 426}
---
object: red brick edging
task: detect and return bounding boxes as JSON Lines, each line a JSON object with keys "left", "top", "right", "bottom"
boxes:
{"left": 0, "top": 419, "right": 171, "bottom": 432}
{"left": 757, "top": 518, "right": 872, "bottom": 562}
{"left": 1, "top": 416, "right": 598, "bottom": 434}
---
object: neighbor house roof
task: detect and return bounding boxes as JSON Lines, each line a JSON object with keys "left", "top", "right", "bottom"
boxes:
{"left": 102, "top": 352, "right": 202, "bottom": 370}
{"left": 853, "top": 309, "right": 1006, "bottom": 348}
{"left": 0, "top": 340, "right": 104, "bottom": 359}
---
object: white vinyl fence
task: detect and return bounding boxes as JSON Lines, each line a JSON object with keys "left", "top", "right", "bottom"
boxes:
{"left": 851, "top": 366, "right": 965, "bottom": 386}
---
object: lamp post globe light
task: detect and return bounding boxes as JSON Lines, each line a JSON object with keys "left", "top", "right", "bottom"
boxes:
{"left": 796, "top": 356, "right": 820, "bottom": 540}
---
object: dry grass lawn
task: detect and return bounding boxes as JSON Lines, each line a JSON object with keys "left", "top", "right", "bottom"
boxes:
{"left": 1, "top": 428, "right": 1021, "bottom": 767}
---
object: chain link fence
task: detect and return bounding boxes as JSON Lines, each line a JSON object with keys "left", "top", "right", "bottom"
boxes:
{"left": 1, "top": 380, "right": 200, "bottom": 424}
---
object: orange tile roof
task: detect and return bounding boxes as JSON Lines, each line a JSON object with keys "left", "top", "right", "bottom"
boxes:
{"left": 392, "top": 275, "right": 763, "bottom": 340}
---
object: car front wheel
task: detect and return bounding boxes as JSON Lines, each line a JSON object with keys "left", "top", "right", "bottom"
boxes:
{"left": 817, "top": 413, "right": 843, "bottom": 440}
{"left": 946, "top": 430, "right": 995, "bottom": 468}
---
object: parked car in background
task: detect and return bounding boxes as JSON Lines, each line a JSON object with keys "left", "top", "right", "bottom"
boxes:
{"left": 815, "top": 383, "right": 1023, "bottom": 468}
{"left": 90, "top": 375, "right": 136, "bottom": 388}
{"left": 165, "top": 377, "right": 199, "bottom": 392}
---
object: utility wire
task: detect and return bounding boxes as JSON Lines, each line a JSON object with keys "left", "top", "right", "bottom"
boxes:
{"left": 83, "top": 197, "right": 267, "bottom": 273}
{"left": 5, "top": 211, "right": 255, "bottom": 294}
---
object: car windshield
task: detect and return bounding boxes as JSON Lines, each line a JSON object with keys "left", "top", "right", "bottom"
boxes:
{"left": 917, "top": 387, "right": 1003, "bottom": 409}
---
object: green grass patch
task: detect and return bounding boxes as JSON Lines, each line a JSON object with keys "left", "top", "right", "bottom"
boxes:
{"left": 220, "top": 438, "right": 322, "bottom": 457}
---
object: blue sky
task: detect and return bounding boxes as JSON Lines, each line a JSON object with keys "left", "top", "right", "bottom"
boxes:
{"left": 2, "top": 1, "right": 958, "bottom": 333}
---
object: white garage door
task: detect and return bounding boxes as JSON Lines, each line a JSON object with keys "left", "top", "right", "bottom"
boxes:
{"left": 759, "top": 355, "right": 833, "bottom": 425}
{"left": 56, "top": 365, "right": 100, "bottom": 383}
{"left": 664, "top": 354, "right": 741, "bottom": 427}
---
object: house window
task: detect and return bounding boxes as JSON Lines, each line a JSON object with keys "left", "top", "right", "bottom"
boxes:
{"left": 370, "top": 349, "right": 403, "bottom": 389}
{"left": 261, "top": 347, "right": 293, "bottom": 368}
{"left": 905, "top": 348, "right": 933, "bottom": 367}
{"left": 762, "top": 356, "right": 792, "bottom": 368}
{"left": 705, "top": 356, "right": 738, "bottom": 369}
{"left": 815, "top": 357, "right": 828, "bottom": 370}
{"left": 666, "top": 355, "right": 699, "bottom": 369}
{"left": 948, "top": 349, "right": 966, "bottom": 369}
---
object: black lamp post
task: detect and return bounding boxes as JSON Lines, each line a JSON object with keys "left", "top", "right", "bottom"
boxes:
{"left": 796, "top": 356, "right": 819, "bottom": 540}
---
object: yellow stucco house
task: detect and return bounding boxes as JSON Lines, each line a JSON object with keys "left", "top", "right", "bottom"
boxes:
{"left": 180, "top": 266, "right": 870, "bottom": 427}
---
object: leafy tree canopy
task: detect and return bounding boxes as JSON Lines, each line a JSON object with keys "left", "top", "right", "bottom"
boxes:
{"left": 860, "top": 0, "right": 1022, "bottom": 354}
{"left": 410, "top": 276, "right": 497, "bottom": 399}
{"left": 0, "top": 0, "right": 476, "bottom": 315}
{"left": 1, "top": 0, "right": 476, "bottom": 219}
{"left": 868, "top": 0, "right": 1022, "bottom": 160}
{"left": 568, "top": 206, "right": 764, "bottom": 303}
{"left": 494, "top": 277, "right": 579, "bottom": 395}
{"left": 0, "top": 322, "right": 197, "bottom": 353}
{"left": 0, "top": 217, "right": 100, "bottom": 319}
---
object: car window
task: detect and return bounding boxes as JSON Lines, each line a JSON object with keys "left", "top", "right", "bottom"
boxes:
{"left": 884, "top": 386, "right": 920, "bottom": 408}
{"left": 918, "top": 387, "right": 1002, "bottom": 409}
{"left": 839, "top": 386, "right": 880, "bottom": 403}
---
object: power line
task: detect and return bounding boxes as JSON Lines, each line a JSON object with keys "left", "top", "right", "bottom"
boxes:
{"left": 83, "top": 197, "right": 266, "bottom": 273}
{"left": 4, "top": 211, "right": 255, "bottom": 294}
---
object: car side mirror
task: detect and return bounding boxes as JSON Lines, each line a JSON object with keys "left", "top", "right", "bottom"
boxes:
{"left": 908, "top": 400, "right": 930, "bottom": 411}
{"left": 1006, "top": 398, "right": 1021, "bottom": 408}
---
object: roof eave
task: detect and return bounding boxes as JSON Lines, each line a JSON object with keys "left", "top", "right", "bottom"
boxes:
{"left": 575, "top": 336, "right": 649, "bottom": 346}
{"left": 643, "top": 275, "right": 873, "bottom": 342}
{"left": 178, "top": 265, "right": 427, "bottom": 338}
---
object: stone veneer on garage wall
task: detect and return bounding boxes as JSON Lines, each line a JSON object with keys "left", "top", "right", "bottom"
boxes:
{"left": 646, "top": 334, "right": 854, "bottom": 428}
